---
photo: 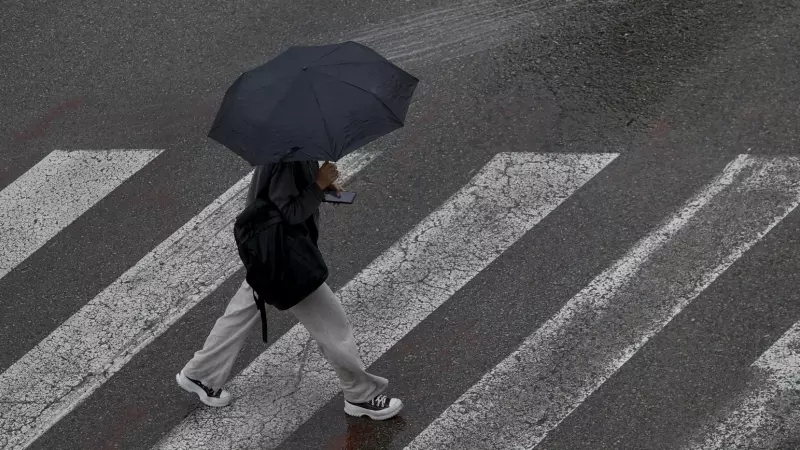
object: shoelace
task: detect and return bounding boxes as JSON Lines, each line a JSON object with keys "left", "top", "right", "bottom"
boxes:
{"left": 190, "top": 376, "right": 222, "bottom": 398}
{"left": 369, "top": 395, "right": 389, "bottom": 408}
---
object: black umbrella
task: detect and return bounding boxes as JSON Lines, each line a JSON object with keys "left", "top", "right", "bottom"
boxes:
{"left": 209, "top": 41, "right": 419, "bottom": 165}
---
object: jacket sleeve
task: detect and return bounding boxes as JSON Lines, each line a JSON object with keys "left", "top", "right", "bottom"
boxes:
{"left": 267, "top": 163, "right": 325, "bottom": 224}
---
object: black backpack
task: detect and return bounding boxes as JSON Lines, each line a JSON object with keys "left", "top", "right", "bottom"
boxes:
{"left": 233, "top": 163, "right": 329, "bottom": 342}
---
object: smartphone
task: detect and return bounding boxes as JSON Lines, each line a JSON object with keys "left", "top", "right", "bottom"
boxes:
{"left": 323, "top": 190, "right": 356, "bottom": 204}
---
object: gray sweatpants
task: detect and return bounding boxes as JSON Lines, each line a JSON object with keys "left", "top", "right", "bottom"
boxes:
{"left": 182, "top": 279, "right": 388, "bottom": 404}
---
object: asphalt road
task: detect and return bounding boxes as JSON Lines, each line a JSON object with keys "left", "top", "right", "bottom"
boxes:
{"left": 1, "top": 0, "right": 800, "bottom": 448}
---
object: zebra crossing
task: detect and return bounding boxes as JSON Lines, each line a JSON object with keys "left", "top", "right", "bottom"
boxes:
{"left": 0, "top": 148, "right": 381, "bottom": 450}
{"left": 406, "top": 155, "right": 800, "bottom": 450}
{"left": 1, "top": 150, "right": 799, "bottom": 450}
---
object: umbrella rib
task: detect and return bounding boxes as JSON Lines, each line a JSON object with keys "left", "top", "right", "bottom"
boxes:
{"left": 254, "top": 77, "right": 302, "bottom": 132}
{"left": 307, "top": 68, "right": 405, "bottom": 126}
{"left": 313, "top": 44, "right": 346, "bottom": 66}
{"left": 308, "top": 77, "right": 338, "bottom": 161}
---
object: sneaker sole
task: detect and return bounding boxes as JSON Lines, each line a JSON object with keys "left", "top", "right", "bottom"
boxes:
{"left": 175, "top": 372, "right": 231, "bottom": 408}
{"left": 344, "top": 400, "right": 403, "bottom": 420}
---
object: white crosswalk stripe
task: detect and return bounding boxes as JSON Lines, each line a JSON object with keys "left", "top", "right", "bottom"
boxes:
{"left": 406, "top": 155, "right": 800, "bottom": 450}
{"left": 151, "top": 152, "right": 618, "bottom": 450}
{"left": 0, "top": 149, "right": 378, "bottom": 450}
{"left": 683, "top": 319, "right": 800, "bottom": 450}
{"left": 0, "top": 149, "right": 162, "bottom": 282}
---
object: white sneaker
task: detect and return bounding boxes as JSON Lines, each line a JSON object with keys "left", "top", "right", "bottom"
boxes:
{"left": 175, "top": 370, "right": 231, "bottom": 407}
{"left": 344, "top": 394, "right": 403, "bottom": 420}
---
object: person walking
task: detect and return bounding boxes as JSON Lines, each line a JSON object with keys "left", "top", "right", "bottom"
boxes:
{"left": 175, "top": 159, "right": 403, "bottom": 420}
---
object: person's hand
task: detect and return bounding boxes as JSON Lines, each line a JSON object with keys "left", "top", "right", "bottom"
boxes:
{"left": 316, "top": 161, "right": 339, "bottom": 190}
{"left": 329, "top": 181, "right": 344, "bottom": 192}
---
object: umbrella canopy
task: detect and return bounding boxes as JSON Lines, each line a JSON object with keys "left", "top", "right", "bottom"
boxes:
{"left": 209, "top": 41, "right": 419, "bottom": 165}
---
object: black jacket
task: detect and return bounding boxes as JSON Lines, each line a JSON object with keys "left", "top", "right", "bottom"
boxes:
{"left": 247, "top": 161, "right": 324, "bottom": 245}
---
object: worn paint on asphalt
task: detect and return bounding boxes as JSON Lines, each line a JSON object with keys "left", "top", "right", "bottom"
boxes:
{"left": 352, "top": 0, "right": 570, "bottom": 64}
{"left": 684, "top": 319, "right": 800, "bottom": 450}
{"left": 0, "top": 149, "right": 162, "bottom": 282}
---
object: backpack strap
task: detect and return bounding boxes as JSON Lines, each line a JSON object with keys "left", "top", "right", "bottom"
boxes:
{"left": 253, "top": 289, "right": 269, "bottom": 343}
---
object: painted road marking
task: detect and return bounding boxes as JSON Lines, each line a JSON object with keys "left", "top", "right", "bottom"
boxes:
{"left": 684, "top": 319, "right": 800, "bottom": 450}
{"left": 152, "top": 152, "right": 619, "bottom": 450}
{"left": 352, "top": 0, "right": 566, "bottom": 64}
{"left": 406, "top": 155, "right": 800, "bottom": 450}
{"left": 0, "top": 149, "right": 162, "bottom": 282}
{"left": 0, "top": 149, "right": 377, "bottom": 450}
